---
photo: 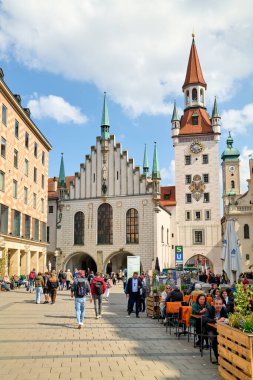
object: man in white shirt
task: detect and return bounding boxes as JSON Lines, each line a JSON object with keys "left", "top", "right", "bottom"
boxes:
{"left": 126, "top": 272, "right": 143, "bottom": 318}
{"left": 160, "top": 285, "right": 172, "bottom": 321}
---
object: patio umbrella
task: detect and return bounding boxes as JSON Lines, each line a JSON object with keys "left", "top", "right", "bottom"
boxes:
{"left": 221, "top": 219, "right": 242, "bottom": 283}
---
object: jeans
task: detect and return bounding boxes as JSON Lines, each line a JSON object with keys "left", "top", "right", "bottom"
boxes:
{"left": 35, "top": 287, "right": 42, "bottom": 303}
{"left": 29, "top": 279, "right": 34, "bottom": 291}
{"left": 93, "top": 294, "right": 102, "bottom": 316}
{"left": 75, "top": 297, "right": 86, "bottom": 324}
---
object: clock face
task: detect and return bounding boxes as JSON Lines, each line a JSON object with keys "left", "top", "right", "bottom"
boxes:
{"left": 190, "top": 141, "right": 203, "bottom": 154}
{"left": 229, "top": 166, "right": 235, "bottom": 173}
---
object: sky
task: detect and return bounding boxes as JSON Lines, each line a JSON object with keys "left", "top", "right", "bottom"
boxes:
{"left": 0, "top": 0, "right": 253, "bottom": 197}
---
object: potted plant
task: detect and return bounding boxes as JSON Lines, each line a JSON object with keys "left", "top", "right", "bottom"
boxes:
{"left": 217, "top": 283, "right": 253, "bottom": 380}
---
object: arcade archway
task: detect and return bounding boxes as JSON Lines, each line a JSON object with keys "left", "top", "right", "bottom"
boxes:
{"left": 64, "top": 252, "right": 97, "bottom": 273}
{"left": 185, "top": 254, "right": 213, "bottom": 271}
{"left": 104, "top": 251, "right": 143, "bottom": 275}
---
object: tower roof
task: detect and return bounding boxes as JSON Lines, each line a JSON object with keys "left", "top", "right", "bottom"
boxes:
{"left": 179, "top": 107, "right": 213, "bottom": 135}
{"left": 143, "top": 144, "right": 149, "bottom": 176}
{"left": 212, "top": 97, "right": 220, "bottom": 118}
{"left": 152, "top": 142, "right": 161, "bottom": 180}
{"left": 221, "top": 132, "right": 240, "bottom": 161}
{"left": 58, "top": 153, "right": 66, "bottom": 188}
{"left": 182, "top": 36, "right": 207, "bottom": 90}
{"left": 171, "top": 100, "right": 180, "bottom": 122}
{"left": 101, "top": 92, "right": 110, "bottom": 127}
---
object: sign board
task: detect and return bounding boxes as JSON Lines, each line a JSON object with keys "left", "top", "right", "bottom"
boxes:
{"left": 127, "top": 256, "right": 141, "bottom": 278}
{"left": 175, "top": 245, "right": 183, "bottom": 263}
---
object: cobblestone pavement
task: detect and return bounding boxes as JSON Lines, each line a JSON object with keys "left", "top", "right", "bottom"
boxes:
{"left": 0, "top": 285, "right": 219, "bottom": 380}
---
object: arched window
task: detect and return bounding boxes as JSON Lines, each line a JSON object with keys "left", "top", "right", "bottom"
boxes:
{"left": 161, "top": 225, "right": 164, "bottom": 243}
{"left": 186, "top": 90, "right": 190, "bottom": 104}
{"left": 200, "top": 89, "right": 204, "bottom": 103}
{"left": 244, "top": 224, "right": 250, "bottom": 239}
{"left": 192, "top": 88, "right": 198, "bottom": 101}
{"left": 231, "top": 180, "right": 235, "bottom": 189}
{"left": 98, "top": 203, "right": 113, "bottom": 244}
{"left": 74, "top": 212, "right": 84, "bottom": 245}
{"left": 126, "top": 208, "right": 139, "bottom": 244}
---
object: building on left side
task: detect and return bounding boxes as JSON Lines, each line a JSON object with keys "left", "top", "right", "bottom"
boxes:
{"left": 0, "top": 68, "right": 52, "bottom": 276}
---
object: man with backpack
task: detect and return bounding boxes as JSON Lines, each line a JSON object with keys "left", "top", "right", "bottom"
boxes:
{"left": 28, "top": 268, "right": 36, "bottom": 293}
{"left": 71, "top": 270, "right": 91, "bottom": 329}
{"left": 90, "top": 272, "right": 106, "bottom": 319}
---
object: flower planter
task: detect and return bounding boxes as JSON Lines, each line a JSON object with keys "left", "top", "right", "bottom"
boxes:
{"left": 217, "top": 323, "right": 253, "bottom": 380}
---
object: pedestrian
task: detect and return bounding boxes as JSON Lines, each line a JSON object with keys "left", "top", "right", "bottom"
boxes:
{"left": 88, "top": 271, "right": 95, "bottom": 284}
{"left": 28, "top": 268, "right": 36, "bottom": 293}
{"left": 104, "top": 276, "right": 112, "bottom": 301}
{"left": 139, "top": 275, "right": 147, "bottom": 312}
{"left": 73, "top": 268, "right": 79, "bottom": 279}
{"left": 43, "top": 272, "right": 50, "bottom": 304}
{"left": 90, "top": 272, "right": 106, "bottom": 319}
{"left": 48, "top": 270, "right": 59, "bottom": 304}
{"left": 126, "top": 272, "right": 143, "bottom": 318}
{"left": 34, "top": 272, "right": 44, "bottom": 304}
{"left": 71, "top": 270, "right": 92, "bottom": 329}
{"left": 112, "top": 273, "right": 117, "bottom": 286}
{"left": 66, "top": 269, "right": 73, "bottom": 290}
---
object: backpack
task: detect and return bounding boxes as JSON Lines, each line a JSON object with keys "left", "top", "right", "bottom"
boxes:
{"left": 94, "top": 280, "right": 103, "bottom": 295}
{"left": 29, "top": 271, "right": 36, "bottom": 280}
{"left": 76, "top": 280, "right": 87, "bottom": 297}
{"left": 49, "top": 279, "right": 58, "bottom": 288}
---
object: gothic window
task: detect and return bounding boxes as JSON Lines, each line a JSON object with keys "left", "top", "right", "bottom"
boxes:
{"left": 98, "top": 204, "right": 113, "bottom": 244}
{"left": 231, "top": 180, "right": 235, "bottom": 189}
{"left": 192, "top": 112, "right": 198, "bottom": 125}
{"left": 74, "top": 211, "right": 84, "bottom": 245}
{"left": 244, "top": 224, "right": 250, "bottom": 239}
{"left": 200, "top": 89, "right": 204, "bottom": 103}
{"left": 126, "top": 208, "right": 139, "bottom": 244}
{"left": 192, "top": 88, "right": 198, "bottom": 101}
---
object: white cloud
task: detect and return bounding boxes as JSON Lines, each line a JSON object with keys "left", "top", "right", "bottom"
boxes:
{"left": 161, "top": 160, "right": 175, "bottom": 185}
{"left": 0, "top": 1, "right": 253, "bottom": 116}
{"left": 222, "top": 103, "right": 253, "bottom": 134}
{"left": 240, "top": 146, "right": 253, "bottom": 193}
{"left": 27, "top": 95, "right": 88, "bottom": 124}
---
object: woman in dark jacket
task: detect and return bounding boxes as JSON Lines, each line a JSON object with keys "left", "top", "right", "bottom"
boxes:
{"left": 190, "top": 294, "right": 211, "bottom": 348}
{"left": 220, "top": 289, "right": 234, "bottom": 313}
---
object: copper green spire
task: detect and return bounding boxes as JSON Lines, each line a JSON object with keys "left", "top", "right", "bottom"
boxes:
{"left": 212, "top": 96, "right": 220, "bottom": 118}
{"left": 143, "top": 144, "right": 149, "bottom": 177}
{"left": 58, "top": 153, "right": 66, "bottom": 188}
{"left": 171, "top": 100, "right": 180, "bottom": 122}
{"left": 152, "top": 142, "right": 161, "bottom": 180}
{"left": 221, "top": 132, "right": 240, "bottom": 161}
{"left": 101, "top": 92, "right": 110, "bottom": 140}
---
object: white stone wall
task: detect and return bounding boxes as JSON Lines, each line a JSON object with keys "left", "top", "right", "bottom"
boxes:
{"left": 174, "top": 135, "right": 222, "bottom": 272}
{"left": 156, "top": 208, "right": 171, "bottom": 270}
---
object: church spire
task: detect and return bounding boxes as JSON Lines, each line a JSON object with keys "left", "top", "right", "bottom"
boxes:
{"left": 101, "top": 92, "right": 110, "bottom": 140}
{"left": 58, "top": 153, "right": 66, "bottom": 189}
{"left": 171, "top": 100, "right": 180, "bottom": 122}
{"left": 143, "top": 144, "right": 149, "bottom": 177}
{"left": 152, "top": 142, "right": 160, "bottom": 180}
{"left": 183, "top": 34, "right": 206, "bottom": 90}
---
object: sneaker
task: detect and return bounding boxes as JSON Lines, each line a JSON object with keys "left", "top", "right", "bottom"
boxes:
{"left": 96, "top": 316, "right": 99, "bottom": 319}
{"left": 126, "top": 315, "right": 130, "bottom": 318}
{"left": 80, "top": 322, "right": 84, "bottom": 326}
{"left": 98, "top": 315, "right": 102, "bottom": 319}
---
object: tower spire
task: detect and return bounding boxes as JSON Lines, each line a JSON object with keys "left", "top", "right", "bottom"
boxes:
{"left": 101, "top": 92, "right": 110, "bottom": 140}
{"left": 212, "top": 96, "right": 220, "bottom": 118}
{"left": 152, "top": 142, "right": 160, "bottom": 180}
{"left": 58, "top": 153, "right": 66, "bottom": 189}
{"left": 171, "top": 100, "right": 180, "bottom": 122}
{"left": 182, "top": 35, "right": 206, "bottom": 90}
{"left": 143, "top": 144, "right": 149, "bottom": 177}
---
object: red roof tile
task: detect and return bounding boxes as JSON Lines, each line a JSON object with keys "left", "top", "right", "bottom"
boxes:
{"left": 48, "top": 176, "right": 75, "bottom": 199}
{"left": 160, "top": 186, "right": 176, "bottom": 206}
{"left": 179, "top": 108, "right": 213, "bottom": 135}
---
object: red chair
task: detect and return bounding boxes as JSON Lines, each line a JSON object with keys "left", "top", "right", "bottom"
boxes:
{"left": 165, "top": 302, "right": 182, "bottom": 334}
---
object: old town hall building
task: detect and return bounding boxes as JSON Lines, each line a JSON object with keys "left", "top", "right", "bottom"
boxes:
{"left": 47, "top": 36, "right": 224, "bottom": 274}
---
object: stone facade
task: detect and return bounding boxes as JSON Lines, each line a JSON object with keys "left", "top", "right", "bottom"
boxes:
{"left": 0, "top": 69, "right": 51, "bottom": 276}
{"left": 47, "top": 131, "right": 171, "bottom": 274}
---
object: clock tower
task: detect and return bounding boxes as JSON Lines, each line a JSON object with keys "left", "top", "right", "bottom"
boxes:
{"left": 221, "top": 132, "right": 240, "bottom": 213}
{"left": 171, "top": 35, "right": 222, "bottom": 272}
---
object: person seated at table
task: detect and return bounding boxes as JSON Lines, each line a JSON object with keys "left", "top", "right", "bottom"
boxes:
{"left": 212, "top": 288, "right": 221, "bottom": 300}
{"left": 220, "top": 289, "right": 234, "bottom": 313}
{"left": 160, "top": 285, "right": 171, "bottom": 321}
{"left": 165, "top": 285, "right": 183, "bottom": 302}
{"left": 190, "top": 294, "right": 211, "bottom": 348}
{"left": 1, "top": 275, "right": 11, "bottom": 291}
{"left": 210, "top": 283, "right": 218, "bottom": 298}
{"left": 206, "top": 297, "right": 228, "bottom": 362}
{"left": 18, "top": 274, "right": 28, "bottom": 288}
{"left": 191, "top": 283, "right": 205, "bottom": 296}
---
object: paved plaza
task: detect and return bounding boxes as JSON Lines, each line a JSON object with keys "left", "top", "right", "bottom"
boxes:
{"left": 0, "top": 285, "right": 219, "bottom": 380}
